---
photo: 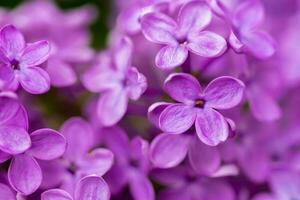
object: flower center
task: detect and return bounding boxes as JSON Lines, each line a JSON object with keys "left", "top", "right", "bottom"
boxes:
{"left": 10, "top": 59, "right": 20, "bottom": 70}
{"left": 195, "top": 99, "right": 205, "bottom": 108}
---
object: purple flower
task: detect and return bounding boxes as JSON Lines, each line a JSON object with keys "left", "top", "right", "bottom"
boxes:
{"left": 103, "top": 127, "right": 154, "bottom": 200}
{"left": 41, "top": 175, "right": 110, "bottom": 200}
{"left": 0, "top": 99, "right": 66, "bottom": 195}
{"left": 140, "top": 1, "right": 227, "bottom": 69}
{"left": 149, "top": 73, "right": 244, "bottom": 146}
{"left": 3, "top": 128, "right": 66, "bottom": 195}
{"left": 60, "top": 117, "right": 114, "bottom": 178}
{"left": 82, "top": 37, "right": 147, "bottom": 126}
{"left": 228, "top": 0, "right": 276, "bottom": 58}
{"left": 0, "top": 183, "right": 16, "bottom": 200}
{"left": 0, "top": 24, "right": 50, "bottom": 94}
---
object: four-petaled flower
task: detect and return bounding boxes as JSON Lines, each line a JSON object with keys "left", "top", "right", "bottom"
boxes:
{"left": 148, "top": 73, "right": 245, "bottom": 146}
{"left": 0, "top": 24, "right": 51, "bottom": 94}
{"left": 141, "top": 1, "right": 227, "bottom": 70}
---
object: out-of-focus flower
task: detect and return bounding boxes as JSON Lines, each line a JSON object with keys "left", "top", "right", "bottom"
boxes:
{"left": 141, "top": 1, "right": 227, "bottom": 69}
{"left": 0, "top": 24, "right": 50, "bottom": 94}
{"left": 149, "top": 73, "right": 244, "bottom": 146}
{"left": 82, "top": 37, "right": 147, "bottom": 126}
{"left": 103, "top": 127, "right": 154, "bottom": 200}
{"left": 41, "top": 175, "right": 110, "bottom": 200}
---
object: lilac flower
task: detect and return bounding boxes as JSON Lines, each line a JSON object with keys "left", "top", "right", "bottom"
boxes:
{"left": 140, "top": 1, "right": 227, "bottom": 69}
{"left": 0, "top": 183, "right": 16, "bottom": 200}
{"left": 82, "top": 37, "right": 147, "bottom": 126}
{"left": 59, "top": 117, "right": 114, "bottom": 180}
{"left": 152, "top": 166, "right": 235, "bottom": 200}
{"left": 103, "top": 127, "right": 154, "bottom": 200}
{"left": 228, "top": 0, "right": 276, "bottom": 59}
{"left": 41, "top": 175, "right": 110, "bottom": 200}
{"left": 0, "top": 24, "right": 50, "bottom": 94}
{"left": 0, "top": 127, "right": 67, "bottom": 195}
{"left": 0, "top": 99, "right": 66, "bottom": 195}
{"left": 149, "top": 73, "right": 244, "bottom": 146}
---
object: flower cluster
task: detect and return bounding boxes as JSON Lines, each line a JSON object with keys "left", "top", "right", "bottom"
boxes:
{"left": 0, "top": 0, "right": 300, "bottom": 199}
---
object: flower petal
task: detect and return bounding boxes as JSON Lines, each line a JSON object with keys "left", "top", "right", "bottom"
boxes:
{"left": 204, "top": 76, "right": 245, "bottom": 110}
{"left": 252, "top": 194, "right": 275, "bottom": 200}
{"left": 0, "top": 125, "right": 31, "bottom": 154}
{"left": 195, "top": 108, "right": 228, "bottom": 146}
{"left": 60, "top": 117, "right": 94, "bottom": 163}
{"left": 41, "top": 189, "right": 73, "bottom": 200}
{"left": 155, "top": 45, "right": 188, "bottom": 70}
{"left": 74, "top": 175, "right": 110, "bottom": 200}
{"left": 188, "top": 137, "right": 221, "bottom": 175}
{"left": 164, "top": 73, "right": 202, "bottom": 103}
{"left": 77, "top": 148, "right": 114, "bottom": 176}
{"left": 0, "top": 97, "right": 20, "bottom": 124}
{"left": 242, "top": 31, "right": 275, "bottom": 59}
{"left": 247, "top": 85, "right": 281, "bottom": 122}
{"left": 233, "top": 0, "right": 264, "bottom": 30}
{"left": 0, "top": 150, "right": 12, "bottom": 163}
{"left": 27, "top": 128, "right": 66, "bottom": 160}
{"left": 19, "top": 40, "right": 50, "bottom": 67}
{"left": 8, "top": 154, "right": 42, "bottom": 195}
{"left": 126, "top": 67, "right": 147, "bottom": 100}
{"left": 46, "top": 59, "right": 76, "bottom": 87}
{"left": 113, "top": 37, "right": 133, "bottom": 73}
{"left": 178, "top": 1, "right": 212, "bottom": 37}
{"left": 159, "top": 104, "right": 196, "bottom": 134}
{"left": 128, "top": 169, "right": 154, "bottom": 200}
{"left": 148, "top": 102, "right": 171, "bottom": 128}
{"left": 0, "top": 24, "right": 25, "bottom": 59}
{"left": 141, "top": 12, "right": 177, "bottom": 45}
{"left": 150, "top": 133, "right": 190, "bottom": 168}
{"left": 0, "top": 64, "right": 14, "bottom": 87}
{"left": 18, "top": 67, "right": 50, "bottom": 94}
{"left": 187, "top": 31, "right": 227, "bottom": 57}
{"left": 0, "top": 183, "right": 15, "bottom": 200}
{"left": 97, "top": 89, "right": 128, "bottom": 126}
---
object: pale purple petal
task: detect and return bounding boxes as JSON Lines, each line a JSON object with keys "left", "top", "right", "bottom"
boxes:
{"left": 195, "top": 108, "right": 228, "bottom": 146}
{"left": 148, "top": 102, "right": 171, "bottom": 128}
{"left": 46, "top": 59, "right": 76, "bottom": 87}
{"left": 2, "top": 100, "right": 29, "bottom": 130}
{"left": 19, "top": 40, "right": 50, "bottom": 67}
{"left": 126, "top": 67, "right": 147, "bottom": 100}
{"left": 200, "top": 180, "right": 235, "bottom": 200}
{"left": 8, "top": 154, "right": 42, "bottom": 195}
{"left": 41, "top": 189, "right": 73, "bottom": 200}
{"left": 0, "top": 126, "right": 31, "bottom": 154}
{"left": 141, "top": 12, "right": 177, "bottom": 45}
{"left": 74, "top": 175, "right": 110, "bottom": 200}
{"left": 204, "top": 76, "right": 245, "bottom": 109}
{"left": 0, "top": 64, "right": 14, "bottom": 87}
{"left": 60, "top": 117, "right": 94, "bottom": 163}
{"left": 159, "top": 104, "right": 197, "bottom": 134}
{"left": 187, "top": 31, "right": 227, "bottom": 57}
{"left": 128, "top": 169, "right": 154, "bottom": 200}
{"left": 113, "top": 37, "right": 133, "bottom": 73}
{"left": 188, "top": 137, "right": 221, "bottom": 175}
{"left": 178, "top": 1, "right": 212, "bottom": 37}
{"left": 155, "top": 45, "right": 188, "bottom": 70}
{"left": 77, "top": 148, "right": 114, "bottom": 176}
{"left": 0, "top": 24, "right": 25, "bottom": 59}
{"left": 150, "top": 133, "right": 190, "bottom": 168}
{"left": 97, "top": 89, "right": 128, "bottom": 126}
{"left": 0, "top": 183, "right": 15, "bottom": 200}
{"left": 242, "top": 31, "right": 275, "bottom": 59}
{"left": 0, "top": 97, "right": 20, "bottom": 124}
{"left": 103, "top": 126, "right": 130, "bottom": 164}
{"left": 233, "top": 0, "right": 264, "bottom": 30}
{"left": 239, "top": 148, "right": 270, "bottom": 183}
{"left": 18, "top": 67, "right": 50, "bottom": 94}
{"left": 27, "top": 128, "right": 66, "bottom": 160}
{"left": 164, "top": 73, "right": 202, "bottom": 103}
{"left": 247, "top": 85, "right": 281, "bottom": 122}
{"left": 158, "top": 188, "right": 190, "bottom": 200}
